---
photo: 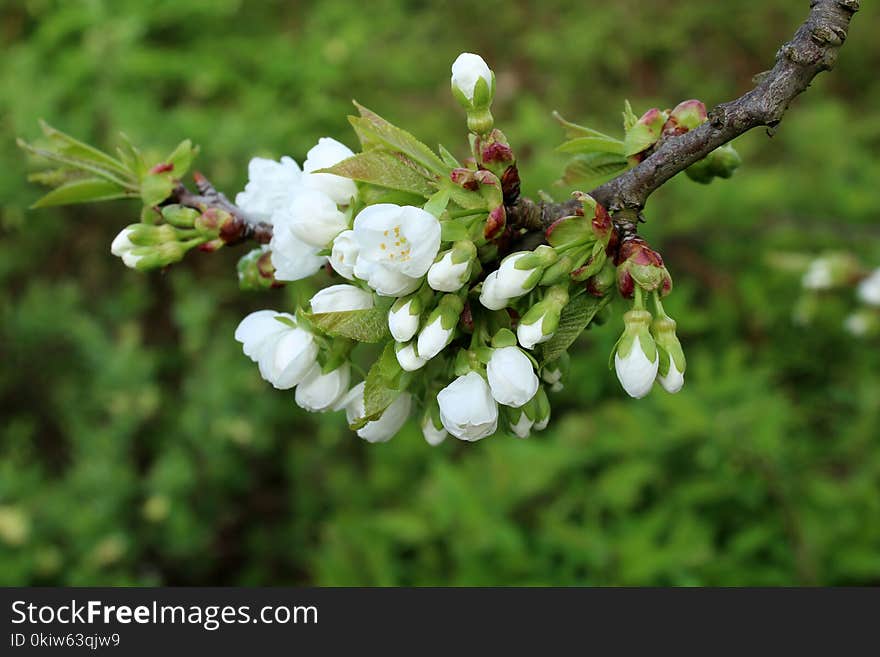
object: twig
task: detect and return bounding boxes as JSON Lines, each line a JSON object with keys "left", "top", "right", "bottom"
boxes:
{"left": 507, "top": 0, "right": 859, "bottom": 233}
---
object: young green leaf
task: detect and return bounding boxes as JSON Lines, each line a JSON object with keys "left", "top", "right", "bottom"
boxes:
{"left": 309, "top": 307, "right": 390, "bottom": 343}
{"left": 561, "top": 152, "right": 629, "bottom": 187}
{"left": 350, "top": 102, "right": 450, "bottom": 175}
{"left": 140, "top": 173, "right": 175, "bottom": 206}
{"left": 540, "top": 293, "right": 611, "bottom": 363}
{"left": 557, "top": 136, "right": 625, "bottom": 156}
{"left": 321, "top": 151, "right": 437, "bottom": 197}
{"left": 38, "top": 120, "right": 131, "bottom": 178}
{"left": 362, "top": 342, "right": 405, "bottom": 421}
{"left": 30, "top": 178, "right": 132, "bottom": 208}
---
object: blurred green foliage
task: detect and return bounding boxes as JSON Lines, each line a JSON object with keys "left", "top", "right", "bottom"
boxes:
{"left": 2, "top": 0, "right": 879, "bottom": 585}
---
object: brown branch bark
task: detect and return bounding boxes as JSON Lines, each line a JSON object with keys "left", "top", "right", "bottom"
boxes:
{"left": 507, "top": 0, "right": 859, "bottom": 233}
{"left": 171, "top": 1, "right": 856, "bottom": 250}
{"left": 169, "top": 173, "right": 273, "bottom": 245}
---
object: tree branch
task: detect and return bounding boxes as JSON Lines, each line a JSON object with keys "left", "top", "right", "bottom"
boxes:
{"left": 507, "top": 0, "right": 859, "bottom": 232}
{"left": 167, "top": 1, "right": 857, "bottom": 251}
{"left": 169, "top": 172, "right": 273, "bottom": 245}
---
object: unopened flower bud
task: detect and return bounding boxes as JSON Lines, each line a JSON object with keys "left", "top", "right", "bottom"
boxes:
{"left": 616, "top": 237, "right": 672, "bottom": 298}
{"left": 486, "top": 346, "right": 539, "bottom": 407}
{"left": 309, "top": 284, "right": 374, "bottom": 313}
{"left": 237, "top": 247, "right": 280, "bottom": 291}
{"left": 505, "top": 406, "right": 533, "bottom": 439}
{"left": 395, "top": 341, "right": 427, "bottom": 372}
{"left": 450, "top": 52, "right": 495, "bottom": 134}
{"left": 662, "top": 99, "right": 707, "bottom": 136}
{"left": 686, "top": 144, "right": 742, "bottom": 183}
{"left": 517, "top": 285, "right": 569, "bottom": 350}
{"left": 421, "top": 402, "right": 448, "bottom": 446}
{"left": 532, "top": 387, "right": 551, "bottom": 430}
{"left": 388, "top": 296, "right": 421, "bottom": 342}
{"left": 428, "top": 241, "right": 476, "bottom": 292}
{"left": 161, "top": 204, "right": 200, "bottom": 228}
{"left": 417, "top": 294, "right": 464, "bottom": 360}
{"left": 624, "top": 107, "right": 668, "bottom": 159}
{"left": 651, "top": 313, "right": 686, "bottom": 394}
{"left": 613, "top": 308, "right": 659, "bottom": 399}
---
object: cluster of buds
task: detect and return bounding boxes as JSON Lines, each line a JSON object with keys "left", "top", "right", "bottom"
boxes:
{"left": 109, "top": 204, "right": 224, "bottom": 270}
{"left": 611, "top": 237, "right": 685, "bottom": 398}
{"left": 623, "top": 99, "right": 739, "bottom": 182}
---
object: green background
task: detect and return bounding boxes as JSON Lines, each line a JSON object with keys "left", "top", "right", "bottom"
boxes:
{"left": 1, "top": 0, "right": 878, "bottom": 585}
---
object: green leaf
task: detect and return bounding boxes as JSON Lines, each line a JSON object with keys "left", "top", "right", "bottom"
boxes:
{"left": 439, "top": 177, "right": 487, "bottom": 210}
{"left": 438, "top": 144, "right": 461, "bottom": 169}
{"left": 557, "top": 136, "right": 625, "bottom": 156}
{"left": 440, "top": 220, "right": 469, "bottom": 242}
{"left": 553, "top": 111, "right": 619, "bottom": 141}
{"left": 321, "top": 151, "right": 436, "bottom": 197}
{"left": 350, "top": 102, "right": 449, "bottom": 175}
{"left": 545, "top": 215, "right": 591, "bottom": 249}
{"left": 540, "top": 293, "right": 611, "bottom": 363}
{"left": 362, "top": 342, "right": 404, "bottom": 421}
{"left": 140, "top": 173, "right": 175, "bottom": 206}
{"left": 39, "top": 120, "right": 131, "bottom": 177}
{"left": 30, "top": 178, "right": 132, "bottom": 208}
{"left": 423, "top": 190, "right": 450, "bottom": 218}
{"left": 18, "top": 139, "right": 137, "bottom": 190}
{"left": 561, "top": 152, "right": 629, "bottom": 187}
{"left": 166, "top": 139, "right": 198, "bottom": 177}
{"left": 309, "top": 307, "right": 390, "bottom": 343}
{"left": 622, "top": 100, "right": 639, "bottom": 130}
{"left": 624, "top": 124, "right": 659, "bottom": 158}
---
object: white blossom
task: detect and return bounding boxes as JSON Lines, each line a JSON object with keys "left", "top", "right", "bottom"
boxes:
{"left": 295, "top": 363, "right": 351, "bottom": 412}
{"left": 329, "top": 230, "right": 359, "bottom": 280}
{"left": 437, "top": 372, "right": 499, "bottom": 442}
{"left": 343, "top": 382, "right": 412, "bottom": 443}
{"left": 614, "top": 335, "right": 659, "bottom": 399}
{"left": 234, "top": 310, "right": 318, "bottom": 390}
{"left": 309, "top": 284, "right": 373, "bottom": 313}
{"left": 269, "top": 206, "right": 326, "bottom": 281}
{"left": 235, "top": 156, "right": 302, "bottom": 222}
{"left": 302, "top": 137, "right": 358, "bottom": 206}
{"left": 486, "top": 347, "right": 539, "bottom": 408}
{"left": 451, "top": 53, "right": 493, "bottom": 102}
{"left": 287, "top": 188, "right": 349, "bottom": 248}
{"left": 351, "top": 204, "right": 441, "bottom": 296}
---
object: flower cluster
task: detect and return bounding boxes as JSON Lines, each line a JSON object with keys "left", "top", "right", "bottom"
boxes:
{"left": 223, "top": 53, "right": 691, "bottom": 446}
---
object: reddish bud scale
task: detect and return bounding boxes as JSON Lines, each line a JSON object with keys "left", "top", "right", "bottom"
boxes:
{"left": 149, "top": 162, "right": 174, "bottom": 174}
{"left": 481, "top": 142, "right": 514, "bottom": 165}
{"left": 592, "top": 204, "right": 612, "bottom": 242}
{"left": 500, "top": 165, "right": 520, "bottom": 205}
{"left": 450, "top": 168, "right": 478, "bottom": 190}
{"left": 614, "top": 236, "right": 671, "bottom": 298}
{"left": 484, "top": 206, "right": 506, "bottom": 239}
